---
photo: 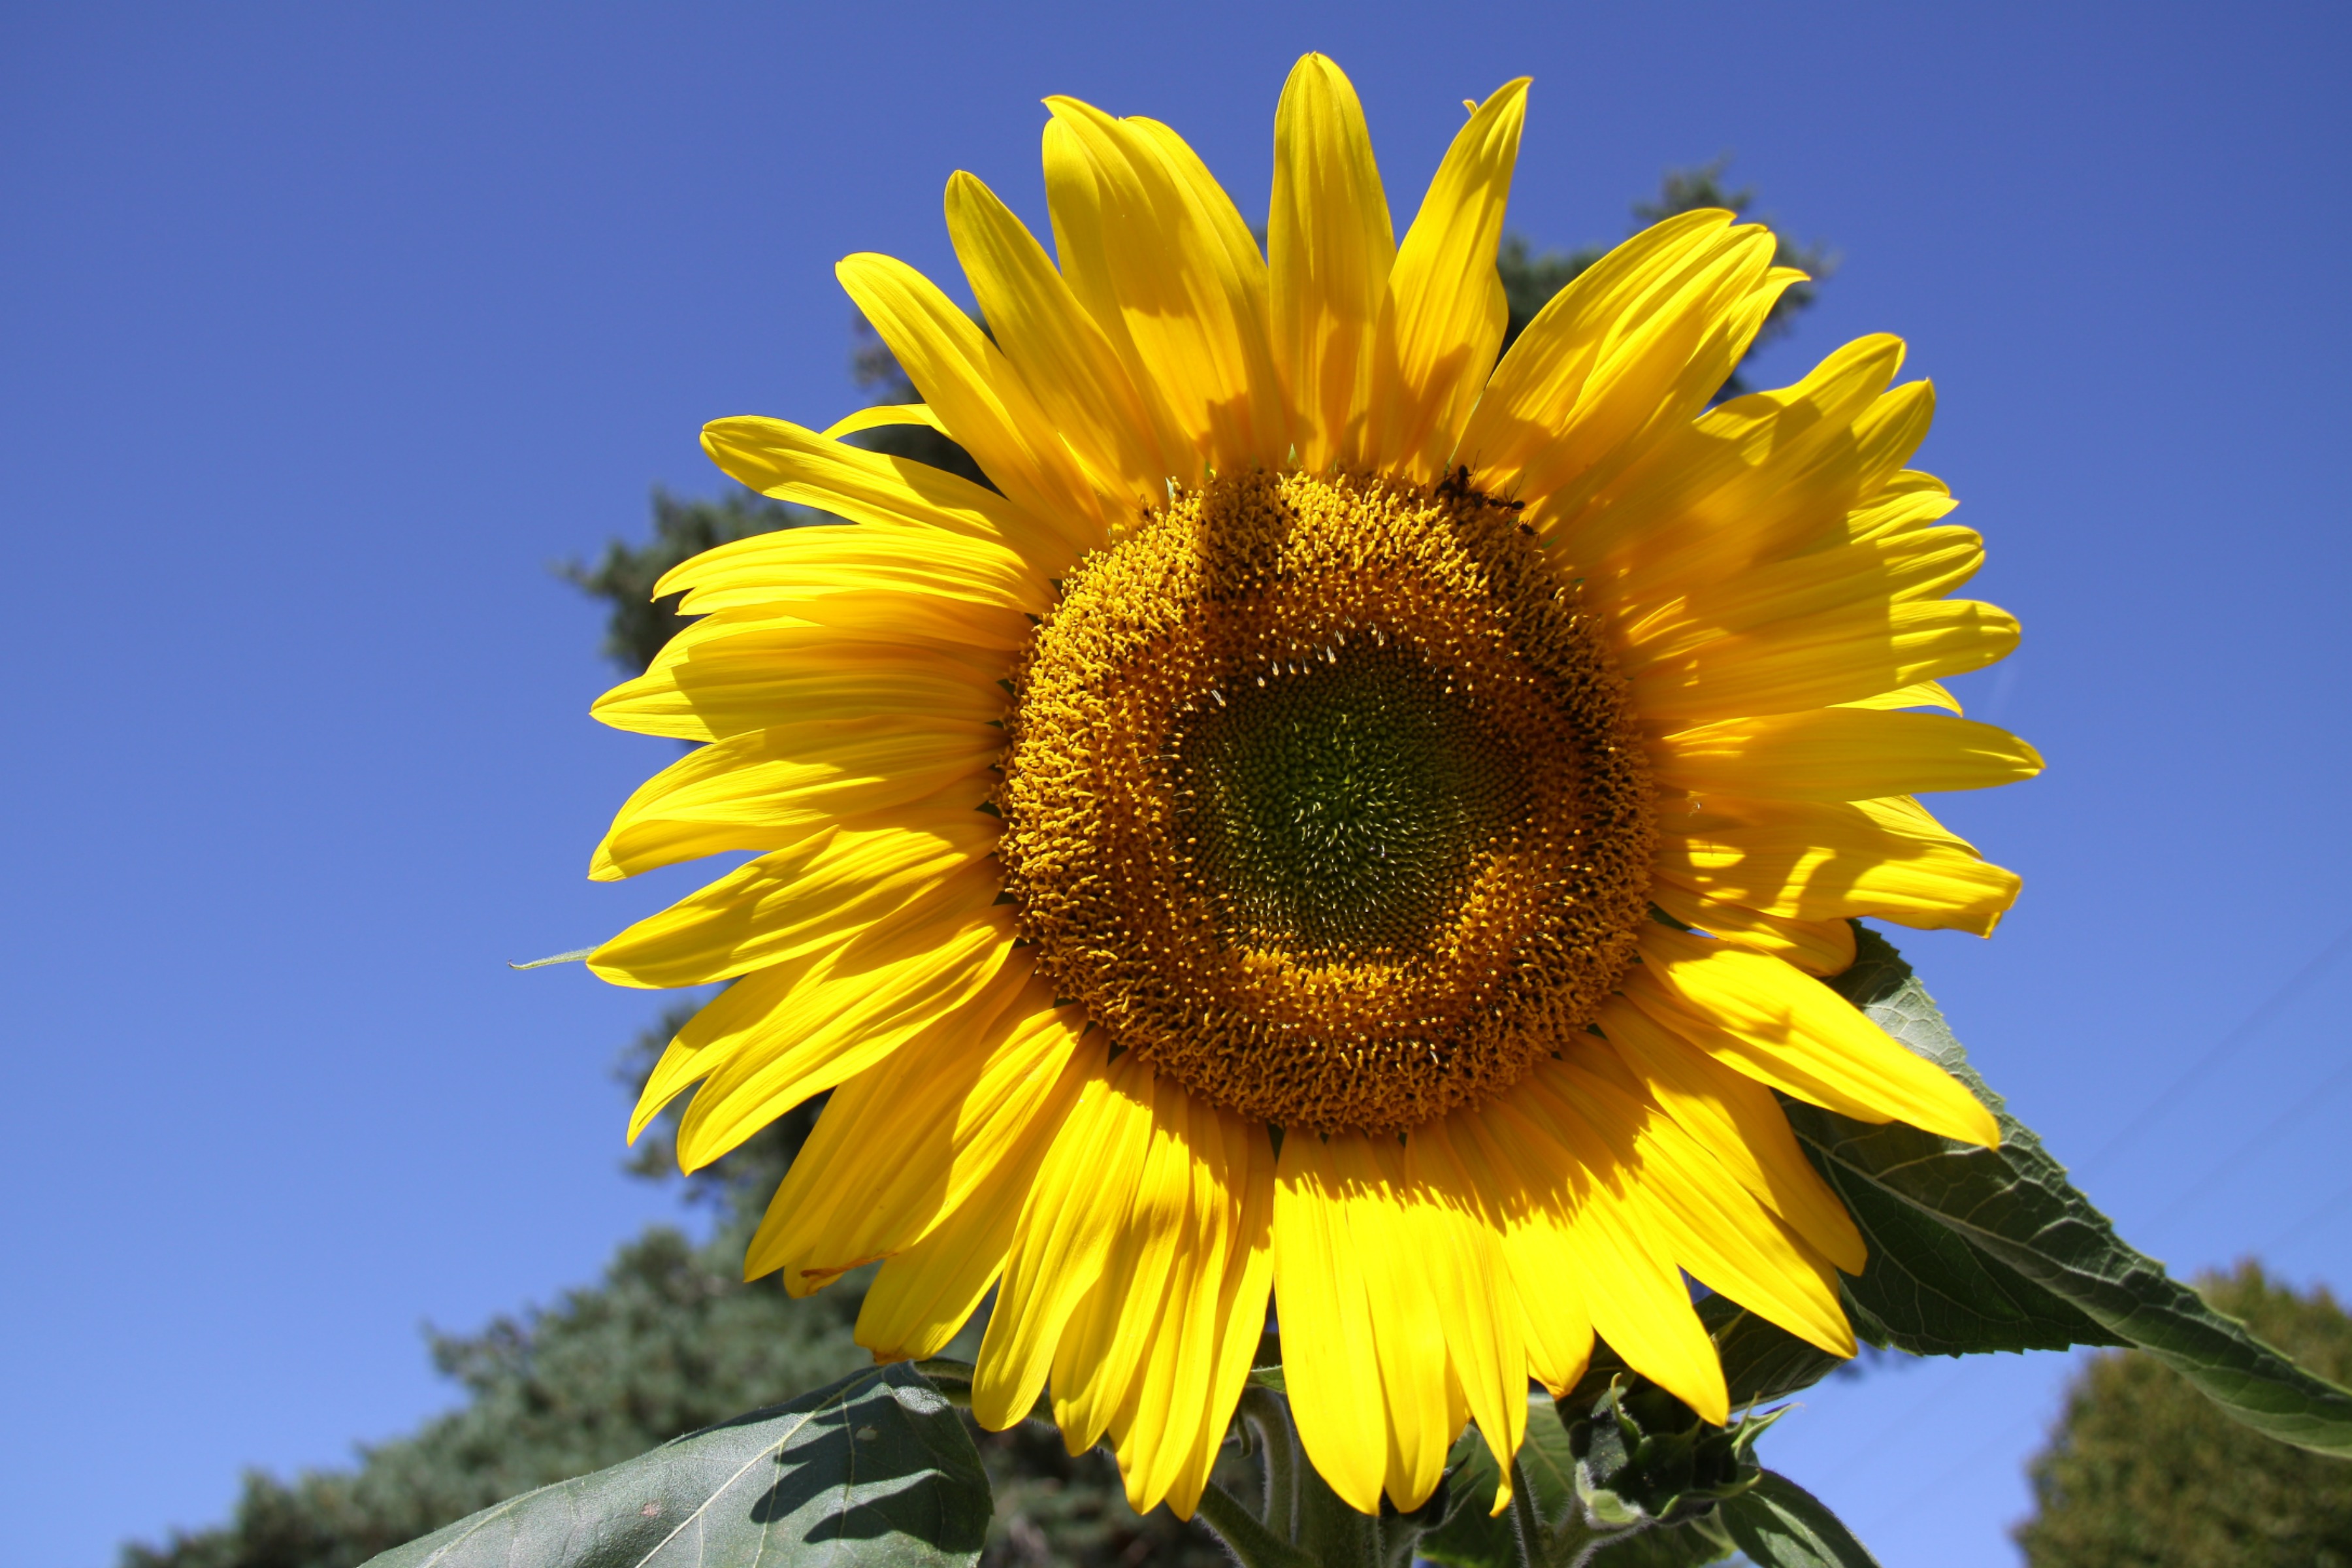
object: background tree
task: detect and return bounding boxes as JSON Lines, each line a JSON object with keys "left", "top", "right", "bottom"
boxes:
{"left": 2016, "top": 1261, "right": 2352, "bottom": 1567}
{"left": 122, "top": 161, "right": 1825, "bottom": 1568}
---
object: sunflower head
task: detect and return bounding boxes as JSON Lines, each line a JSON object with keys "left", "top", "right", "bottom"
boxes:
{"left": 586, "top": 50, "right": 2036, "bottom": 1526}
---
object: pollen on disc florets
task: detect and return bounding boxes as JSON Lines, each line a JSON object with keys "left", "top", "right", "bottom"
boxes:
{"left": 995, "top": 468, "right": 1655, "bottom": 1135}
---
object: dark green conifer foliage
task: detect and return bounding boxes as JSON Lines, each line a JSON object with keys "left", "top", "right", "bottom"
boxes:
{"left": 2016, "top": 1262, "right": 2352, "bottom": 1568}
{"left": 122, "top": 162, "right": 1823, "bottom": 1568}
{"left": 557, "top": 489, "right": 820, "bottom": 675}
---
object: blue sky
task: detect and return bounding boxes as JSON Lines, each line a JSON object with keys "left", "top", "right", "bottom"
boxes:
{"left": 3, "top": 3, "right": 2346, "bottom": 1564}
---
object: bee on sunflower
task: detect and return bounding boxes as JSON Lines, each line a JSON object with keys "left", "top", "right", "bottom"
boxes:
{"left": 583, "top": 52, "right": 2036, "bottom": 1525}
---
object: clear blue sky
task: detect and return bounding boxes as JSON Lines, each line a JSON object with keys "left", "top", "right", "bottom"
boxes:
{"left": 3, "top": 3, "right": 2346, "bottom": 1564}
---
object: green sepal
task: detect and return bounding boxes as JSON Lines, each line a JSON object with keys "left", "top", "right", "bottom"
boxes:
{"left": 358, "top": 1362, "right": 990, "bottom": 1568}
{"left": 1563, "top": 1376, "right": 1776, "bottom": 1529}
{"left": 1418, "top": 1392, "right": 1745, "bottom": 1568}
{"left": 1586, "top": 1512, "right": 1739, "bottom": 1568}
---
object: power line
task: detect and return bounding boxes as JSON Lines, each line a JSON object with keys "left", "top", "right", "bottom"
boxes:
{"left": 2144, "top": 1051, "right": 2352, "bottom": 1241}
{"left": 1816, "top": 1360, "right": 1972, "bottom": 1490}
{"left": 2253, "top": 1171, "right": 2352, "bottom": 1258}
{"left": 2071, "top": 921, "right": 2352, "bottom": 1179}
{"left": 1858, "top": 1404, "right": 2051, "bottom": 1548}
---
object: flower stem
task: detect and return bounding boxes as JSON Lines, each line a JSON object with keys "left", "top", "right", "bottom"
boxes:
{"left": 1239, "top": 1384, "right": 1299, "bottom": 1541}
{"left": 1506, "top": 1457, "right": 1637, "bottom": 1568}
{"left": 1197, "top": 1479, "right": 1320, "bottom": 1568}
{"left": 1508, "top": 1458, "right": 1550, "bottom": 1567}
{"left": 1290, "top": 1441, "right": 1380, "bottom": 1568}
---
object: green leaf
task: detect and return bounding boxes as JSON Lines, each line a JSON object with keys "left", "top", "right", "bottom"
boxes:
{"left": 1703, "top": 1300, "right": 1848, "bottom": 1408}
{"left": 1821, "top": 1155, "right": 2117, "bottom": 1356}
{"left": 1799, "top": 926, "right": 2352, "bottom": 1456}
{"left": 359, "top": 1362, "right": 990, "bottom": 1568}
{"left": 1716, "top": 1471, "right": 1880, "bottom": 1567}
{"left": 1417, "top": 1417, "right": 1528, "bottom": 1568}
{"left": 1519, "top": 1401, "right": 1580, "bottom": 1520}
{"left": 1586, "top": 1518, "right": 1736, "bottom": 1567}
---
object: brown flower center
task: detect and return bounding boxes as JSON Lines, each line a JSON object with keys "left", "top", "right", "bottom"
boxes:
{"left": 995, "top": 469, "right": 1654, "bottom": 1134}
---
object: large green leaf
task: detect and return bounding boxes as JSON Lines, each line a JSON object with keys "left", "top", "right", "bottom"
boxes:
{"left": 1799, "top": 927, "right": 2352, "bottom": 1456}
{"left": 1716, "top": 1471, "right": 1880, "bottom": 1567}
{"left": 360, "top": 1362, "right": 990, "bottom": 1568}
{"left": 1823, "top": 1155, "right": 2117, "bottom": 1356}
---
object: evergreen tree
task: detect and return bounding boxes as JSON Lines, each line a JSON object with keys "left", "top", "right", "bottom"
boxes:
{"left": 2016, "top": 1262, "right": 2352, "bottom": 1567}
{"left": 122, "top": 162, "right": 1823, "bottom": 1568}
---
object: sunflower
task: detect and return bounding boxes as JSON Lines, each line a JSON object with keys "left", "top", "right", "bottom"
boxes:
{"left": 585, "top": 54, "right": 2037, "bottom": 1522}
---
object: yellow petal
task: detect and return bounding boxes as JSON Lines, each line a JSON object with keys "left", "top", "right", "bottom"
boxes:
{"left": 972, "top": 1050, "right": 1159, "bottom": 1431}
{"left": 1465, "top": 214, "right": 1769, "bottom": 502}
{"left": 838, "top": 252, "right": 1111, "bottom": 548}
{"left": 820, "top": 403, "right": 946, "bottom": 440}
{"left": 1273, "top": 1132, "right": 1460, "bottom": 1514}
{"left": 1597, "top": 996, "right": 1865, "bottom": 1273}
{"left": 1849, "top": 378, "right": 1937, "bottom": 498}
{"left": 1478, "top": 1096, "right": 1729, "bottom": 1424}
{"left": 1627, "top": 597, "right": 2020, "bottom": 728}
{"left": 856, "top": 1030, "right": 1111, "bottom": 1362}
{"left": 672, "top": 900, "right": 1023, "bottom": 1169}
{"left": 655, "top": 517, "right": 1051, "bottom": 621}
{"left": 855, "top": 1215, "right": 1006, "bottom": 1364}
{"left": 1128, "top": 1103, "right": 1275, "bottom": 1520}
{"left": 1268, "top": 52, "right": 1394, "bottom": 470}
{"left": 1649, "top": 883, "right": 1857, "bottom": 976}
{"left": 1625, "top": 924, "right": 2000, "bottom": 1147}
{"left": 1610, "top": 526, "right": 1985, "bottom": 664}
{"left": 1364, "top": 78, "right": 1528, "bottom": 482}
{"left": 1844, "top": 470, "right": 1959, "bottom": 544}
{"left": 1649, "top": 706, "right": 2043, "bottom": 802}
{"left": 944, "top": 170, "right": 1166, "bottom": 506}
{"left": 1562, "top": 335, "right": 1908, "bottom": 593}
{"left": 1445, "top": 1110, "right": 1596, "bottom": 1397}
{"left": 591, "top": 611, "right": 1009, "bottom": 743}
{"left": 1051, "top": 1073, "right": 1198, "bottom": 1455}
{"left": 1516, "top": 253, "right": 1799, "bottom": 544}
{"left": 757, "top": 590, "right": 1034, "bottom": 654}
{"left": 700, "top": 414, "right": 1074, "bottom": 571}
{"left": 1066, "top": 1086, "right": 1275, "bottom": 1520}
{"left": 1034, "top": 118, "right": 1200, "bottom": 479}
{"left": 1409, "top": 1119, "right": 1531, "bottom": 1515}
{"left": 1537, "top": 1062, "right": 1855, "bottom": 1358}
{"left": 745, "top": 969, "right": 1086, "bottom": 1290}
{"left": 591, "top": 716, "right": 1001, "bottom": 881}
{"left": 1654, "top": 793, "right": 2022, "bottom": 936}
{"left": 1838, "top": 680, "right": 1964, "bottom": 715}
{"left": 588, "top": 816, "right": 998, "bottom": 989}
{"left": 1039, "top": 100, "right": 1287, "bottom": 476}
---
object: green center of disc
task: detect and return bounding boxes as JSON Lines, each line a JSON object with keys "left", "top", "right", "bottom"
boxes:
{"left": 1169, "top": 644, "right": 1529, "bottom": 955}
